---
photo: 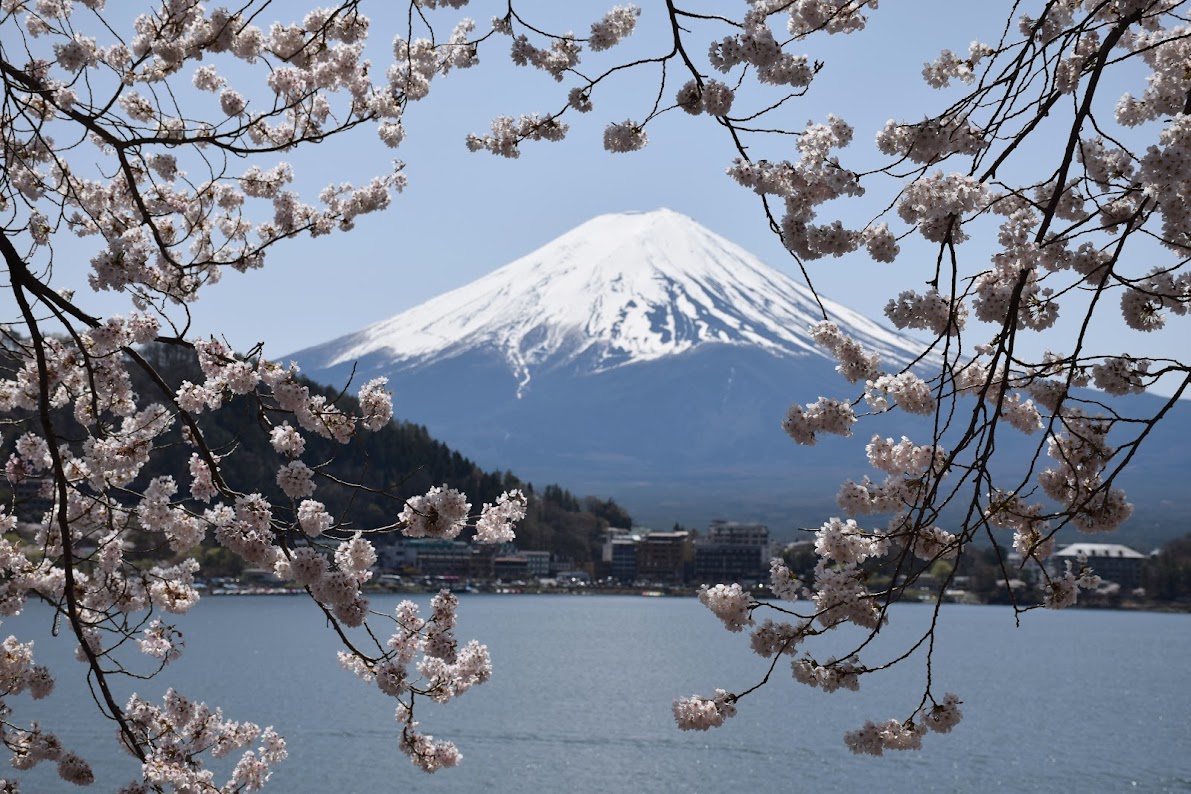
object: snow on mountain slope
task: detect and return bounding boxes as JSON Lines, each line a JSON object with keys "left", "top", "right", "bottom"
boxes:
{"left": 296, "top": 209, "right": 926, "bottom": 395}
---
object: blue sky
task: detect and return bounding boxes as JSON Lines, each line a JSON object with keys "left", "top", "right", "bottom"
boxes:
{"left": 10, "top": 1, "right": 1187, "bottom": 396}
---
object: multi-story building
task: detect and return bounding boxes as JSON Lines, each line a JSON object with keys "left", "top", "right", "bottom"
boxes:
{"left": 406, "top": 539, "right": 471, "bottom": 578}
{"left": 694, "top": 521, "right": 769, "bottom": 584}
{"left": 706, "top": 520, "right": 769, "bottom": 547}
{"left": 600, "top": 528, "right": 640, "bottom": 583}
{"left": 1052, "top": 542, "right": 1146, "bottom": 589}
{"left": 493, "top": 555, "right": 530, "bottom": 581}
{"left": 636, "top": 531, "right": 692, "bottom": 584}
{"left": 609, "top": 539, "right": 639, "bottom": 583}
{"left": 523, "top": 550, "right": 552, "bottom": 579}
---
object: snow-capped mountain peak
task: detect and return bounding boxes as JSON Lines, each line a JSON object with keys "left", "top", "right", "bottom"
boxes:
{"left": 297, "top": 208, "right": 923, "bottom": 394}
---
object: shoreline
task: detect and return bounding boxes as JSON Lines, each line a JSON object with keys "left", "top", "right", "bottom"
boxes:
{"left": 201, "top": 582, "right": 1191, "bottom": 613}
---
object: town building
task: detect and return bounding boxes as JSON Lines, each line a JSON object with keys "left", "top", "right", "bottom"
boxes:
{"left": 636, "top": 531, "right": 692, "bottom": 584}
{"left": 1052, "top": 542, "right": 1146, "bottom": 589}
{"left": 521, "top": 550, "right": 551, "bottom": 578}
{"left": 706, "top": 520, "right": 770, "bottom": 547}
{"left": 693, "top": 521, "right": 769, "bottom": 584}
{"left": 404, "top": 539, "right": 471, "bottom": 578}
{"left": 600, "top": 528, "right": 640, "bottom": 582}
{"left": 493, "top": 555, "right": 530, "bottom": 581}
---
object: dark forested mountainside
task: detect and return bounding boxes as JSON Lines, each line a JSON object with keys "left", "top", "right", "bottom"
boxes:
{"left": 0, "top": 342, "right": 628, "bottom": 565}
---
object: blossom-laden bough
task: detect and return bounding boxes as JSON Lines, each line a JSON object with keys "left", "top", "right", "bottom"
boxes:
{"left": 564, "top": 0, "right": 1187, "bottom": 757}
{"left": 0, "top": 0, "right": 541, "bottom": 788}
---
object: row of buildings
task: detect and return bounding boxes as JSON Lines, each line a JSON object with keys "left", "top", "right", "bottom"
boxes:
{"left": 375, "top": 523, "right": 1151, "bottom": 592}
{"left": 376, "top": 520, "right": 773, "bottom": 586}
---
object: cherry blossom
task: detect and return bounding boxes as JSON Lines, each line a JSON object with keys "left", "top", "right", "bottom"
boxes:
{"left": 3, "top": 0, "right": 1190, "bottom": 784}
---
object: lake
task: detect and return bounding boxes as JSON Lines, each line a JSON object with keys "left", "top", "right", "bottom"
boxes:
{"left": 4, "top": 595, "right": 1189, "bottom": 792}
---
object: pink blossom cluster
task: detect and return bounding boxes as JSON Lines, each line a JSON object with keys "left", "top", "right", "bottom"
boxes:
{"left": 973, "top": 213, "right": 1061, "bottom": 332}
{"left": 1001, "top": 393, "right": 1045, "bottom": 434}
{"left": 906, "top": 523, "right": 959, "bottom": 562}
{"left": 811, "top": 321, "right": 880, "bottom": 383}
{"left": 337, "top": 592, "right": 492, "bottom": 772}
{"left": 726, "top": 117, "right": 865, "bottom": 260}
{"left": 137, "top": 618, "right": 183, "bottom": 663}
{"left": 391, "top": 19, "right": 480, "bottom": 102}
{"left": 844, "top": 719, "right": 924, "bottom": 755}
{"left": 1078, "top": 136, "right": 1135, "bottom": 187}
{"left": 603, "top": 120, "right": 649, "bottom": 153}
{"left": 876, "top": 117, "right": 987, "bottom": 165}
{"left": 466, "top": 114, "right": 569, "bottom": 158}
{"left": 709, "top": 25, "right": 814, "bottom": 88}
{"left": 1116, "top": 21, "right": 1191, "bottom": 126}
{"left": 358, "top": 378, "right": 395, "bottom": 431}
{"left": 811, "top": 557, "right": 884, "bottom": 630}
{"left": 864, "top": 372, "right": 935, "bottom": 415}
{"left": 0, "top": 637, "right": 54, "bottom": 702}
{"left": 510, "top": 34, "right": 581, "bottom": 81}
{"left": 273, "top": 535, "right": 375, "bottom": 628}
{"left": 985, "top": 489, "right": 1055, "bottom": 561}
{"left": 1040, "top": 412, "right": 1134, "bottom": 532}
{"left": 896, "top": 171, "right": 989, "bottom": 243}
{"left": 862, "top": 223, "right": 900, "bottom": 263}
{"left": 768, "top": 558, "right": 803, "bottom": 601}
{"left": 749, "top": 618, "right": 811, "bottom": 657}
{"left": 675, "top": 79, "right": 735, "bottom": 117}
{"left": 399, "top": 485, "right": 471, "bottom": 539}
{"left": 922, "top": 692, "right": 963, "bottom": 733}
{"left": 1043, "top": 559, "right": 1104, "bottom": 609}
{"left": 122, "top": 689, "right": 286, "bottom": 791}
{"left": 948, "top": 361, "right": 1045, "bottom": 435}
{"left": 922, "top": 41, "right": 990, "bottom": 87}
{"left": 865, "top": 435, "right": 946, "bottom": 478}
{"left": 779, "top": 0, "right": 876, "bottom": 36}
{"left": 1138, "top": 113, "right": 1191, "bottom": 251}
{"left": 672, "top": 690, "right": 737, "bottom": 731}
{"left": 782, "top": 398, "right": 856, "bottom": 445}
{"left": 1031, "top": 178, "right": 1091, "bottom": 223}
{"left": 6, "top": 721, "right": 92, "bottom": 786}
{"left": 396, "top": 715, "right": 462, "bottom": 773}
{"left": 792, "top": 655, "right": 862, "bottom": 692}
{"left": 814, "top": 518, "right": 885, "bottom": 566}
{"left": 836, "top": 476, "right": 914, "bottom": 517}
{"left": 1091, "top": 356, "right": 1150, "bottom": 395}
{"left": 567, "top": 86, "right": 594, "bottom": 112}
{"left": 466, "top": 4, "right": 648, "bottom": 156}
{"left": 588, "top": 5, "right": 640, "bottom": 51}
{"left": 697, "top": 583, "right": 753, "bottom": 632}
{"left": 1120, "top": 267, "right": 1191, "bottom": 332}
{"left": 1056, "top": 28, "right": 1101, "bottom": 93}
{"left": 414, "top": 0, "right": 471, "bottom": 9}
{"left": 475, "top": 490, "right": 528, "bottom": 544}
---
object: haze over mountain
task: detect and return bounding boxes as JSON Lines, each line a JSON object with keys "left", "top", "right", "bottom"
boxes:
{"left": 291, "top": 209, "right": 1188, "bottom": 546}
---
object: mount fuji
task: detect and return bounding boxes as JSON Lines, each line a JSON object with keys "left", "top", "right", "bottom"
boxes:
{"left": 290, "top": 209, "right": 1186, "bottom": 539}
{"left": 290, "top": 208, "right": 929, "bottom": 530}
{"left": 299, "top": 209, "right": 925, "bottom": 390}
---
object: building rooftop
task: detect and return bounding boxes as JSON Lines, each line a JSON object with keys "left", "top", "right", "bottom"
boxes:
{"left": 1054, "top": 542, "right": 1145, "bottom": 559}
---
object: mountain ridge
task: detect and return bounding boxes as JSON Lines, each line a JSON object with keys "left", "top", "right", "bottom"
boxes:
{"left": 294, "top": 208, "right": 927, "bottom": 397}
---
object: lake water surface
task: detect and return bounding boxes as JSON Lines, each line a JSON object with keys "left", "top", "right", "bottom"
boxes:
{"left": 5, "top": 595, "right": 1189, "bottom": 792}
